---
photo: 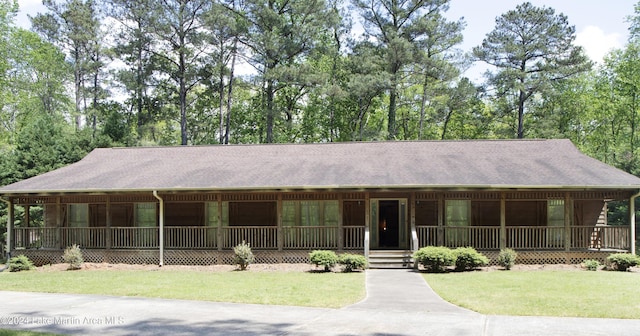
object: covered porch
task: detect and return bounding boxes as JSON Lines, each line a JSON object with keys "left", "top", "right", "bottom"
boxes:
{"left": 6, "top": 189, "right": 635, "bottom": 266}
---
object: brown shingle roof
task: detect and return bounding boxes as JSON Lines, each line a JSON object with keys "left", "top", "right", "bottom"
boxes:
{"left": 1, "top": 139, "right": 639, "bottom": 194}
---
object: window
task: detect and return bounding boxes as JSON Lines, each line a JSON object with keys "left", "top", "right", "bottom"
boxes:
{"left": 547, "top": 200, "right": 565, "bottom": 247}
{"left": 445, "top": 200, "right": 470, "bottom": 227}
{"left": 68, "top": 204, "right": 88, "bottom": 227}
{"left": 282, "top": 200, "right": 339, "bottom": 226}
{"left": 135, "top": 203, "right": 156, "bottom": 227}
{"left": 445, "top": 200, "right": 470, "bottom": 246}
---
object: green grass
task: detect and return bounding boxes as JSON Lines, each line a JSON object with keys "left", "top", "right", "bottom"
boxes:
{"left": 0, "top": 330, "right": 61, "bottom": 336}
{"left": 423, "top": 271, "right": 640, "bottom": 319}
{"left": 0, "top": 270, "right": 364, "bottom": 308}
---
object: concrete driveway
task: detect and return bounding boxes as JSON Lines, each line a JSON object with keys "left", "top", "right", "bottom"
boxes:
{"left": 0, "top": 269, "right": 639, "bottom": 336}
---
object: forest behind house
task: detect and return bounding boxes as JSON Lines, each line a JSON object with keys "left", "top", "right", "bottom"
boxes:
{"left": 1, "top": 0, "right": 640, "bottom": 254}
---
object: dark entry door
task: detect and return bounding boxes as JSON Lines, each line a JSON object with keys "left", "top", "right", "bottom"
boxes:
{"left": 370, "top": 199, "right": 407, "bottom": 249}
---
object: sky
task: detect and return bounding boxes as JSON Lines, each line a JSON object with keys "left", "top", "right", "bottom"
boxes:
{"left": 13, "top": 0, "right": 638, "bottom": 81}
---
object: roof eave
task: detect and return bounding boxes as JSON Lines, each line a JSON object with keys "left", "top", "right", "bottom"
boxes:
{"left": 1, "top": 184, "right": 639, "bottom": 197}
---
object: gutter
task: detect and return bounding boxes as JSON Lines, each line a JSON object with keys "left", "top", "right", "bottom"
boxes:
{"left": 153, "top": 191, "right": 164, "bottom": 267}
{"left": 631, "top": 190, "right": 640, "bottom": 255}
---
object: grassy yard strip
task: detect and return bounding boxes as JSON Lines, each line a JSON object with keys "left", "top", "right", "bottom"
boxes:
{"left": 0, "top": 330, "right": 61, "bottom": 336}
{"left": 423, "top": 271, "right": 640, "bottom": 319}
{"left": 0, "top": 270, "right": 364, "bottom": 308}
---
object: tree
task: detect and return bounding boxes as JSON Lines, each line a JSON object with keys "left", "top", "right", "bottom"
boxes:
{"left": 31, "top": 0, "right": 105, "bottom": 132}
{"left": 149, "top": 0, "right": 211, "bottom": 145}
{"left": 473, "top": 2, "right": 591, "bottom": 139}
{"left": 109, "top": 0, "right": 158, "bottom": 143}
{"left": 231, "top": 0, "right": 339, "bottom": 143}
{"left": 351, "top": 0, "right": 462, "bottom": 140}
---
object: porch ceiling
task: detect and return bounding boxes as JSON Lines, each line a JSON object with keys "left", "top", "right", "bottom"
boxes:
{"left": 1, "top": 139, "right": 640, "bottom": 195}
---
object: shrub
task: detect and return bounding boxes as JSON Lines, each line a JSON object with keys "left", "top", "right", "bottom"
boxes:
{"left": 309, "top": 250, "right": 338, "bottom": 272}
{"left": 8, "top": 255, "right": 34, "bottom": 272}
{"left": 497, "top": 248, "right": 517, "bottom": 270}
{"left": 338, "top": 253, "right": 367, "bottom": 272}
{"left": 413, "top": 246, "right": 455, "bottom": 272}
{"left": 582, "top": 259, "right": 601, "bottom": 271}
{"left": 233, "top": 241, "right": 254, "bottom": 270}
{"left": 606, "top": 253, "right": 640, "bottom": 271}
{"left": 63, "top": 244, "right": 84, "bottom": 270}
{"left": 454, "top": 247, "right": 489, "bottom": 271}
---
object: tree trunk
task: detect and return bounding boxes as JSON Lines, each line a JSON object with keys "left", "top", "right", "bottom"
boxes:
{"left": 265, "top": 79, "right": 275, "bottom": 143}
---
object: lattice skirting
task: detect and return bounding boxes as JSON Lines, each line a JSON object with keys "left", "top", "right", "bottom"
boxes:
{"left": 10, "top": 249, "right": 323, "bottom": 266}
{"left": 481, "top": 250, "right": 616, "bottom": 265}
{"left": 12, "top": 249, "right": 614, "bottom": 267}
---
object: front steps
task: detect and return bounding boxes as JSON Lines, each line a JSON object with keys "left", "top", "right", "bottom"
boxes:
{"left": 368, "top": 250, "right": 414, "bottom": 269}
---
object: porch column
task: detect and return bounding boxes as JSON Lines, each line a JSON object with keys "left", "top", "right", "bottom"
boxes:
{"left": 364, "top": 192, "right": 370, "bottom": 259}
{"left": 152, "top": 191, "right": 164, "bottom": 267}
{"left": 337, "top": 194, "right": 344, "bottom": 252}
{"left": 5, "top": 198, "right": 13, "bottom": 260}
{"left": 217, "top": 194, "right": 223, "bottom": 252}
{"left": 56, "top": 197, "right": 62, "bottom": 249}
{"left": 500, "top": 194, "right": 506, "bottom": 249}
{"left": 277, "top": 194, "right": 283, "bottom": 252}
{"left": 437, "top": 194, "right": 444, "bottom": 246}
{"left": 564, "top": 193, "right": 573, "bottom": 252}
{"left": 631, "top": 191, "right": 639, "bottom": 255}
{"left": 105, "top": 196, "right": 111, "bottom": 250}
{"left": 410, "top": 193, "right": 417, "bottom": 252}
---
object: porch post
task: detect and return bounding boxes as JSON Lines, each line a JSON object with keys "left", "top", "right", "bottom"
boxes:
{"left": 410, "top": 193, "right": 417, "bottom": 252}
{"left": 153, "top": 191, "right": 164, "bottom": 267}
{"left": 631, "top": 191, "right": 639, "bottom": 255}
{"left": 337, "top": 194, "right": 344, "bottom": 252}
{"left": 500, "top": 193, "right": 506, "bottom": 249}
{"left": 217, "top": 194, "right": 223, "bottom": 252}
{"left": 437, "top": 194, "right": 444, "bottom": 246}
{"left": 105, "top": 196, "right": 111, "bottom": 250}
{"left": 364, "top": 192, "right": 370, "bottom": 259}
{"left": 56, "top": 197, "right": 62, "bottom": 249}
{"left": 277, "top": 194, "right": 283, "bottom": 252}
{"left": 564, "top": 193, "right": 572, "bottom": 252}
{"left": 5, "top": 198, "right": 13, "bottom": 260}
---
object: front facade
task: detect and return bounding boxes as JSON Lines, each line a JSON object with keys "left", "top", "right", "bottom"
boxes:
{"left": 2, "top": 140, "right": 639, "bottom": 266}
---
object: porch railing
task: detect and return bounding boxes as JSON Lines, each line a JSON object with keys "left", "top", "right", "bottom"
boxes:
{"left": 11, "top": 225, "right": 630, "bottom": 251}
{"left": 222, "top": 226, "right": 278, "bottom": 249}
{"left": 415, "top": 225, "right": 630, "bottom": 250}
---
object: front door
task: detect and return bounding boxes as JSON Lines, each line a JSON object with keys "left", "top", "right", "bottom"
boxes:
{"left": 370, "top": 199, "right": 408, "bottom": 249}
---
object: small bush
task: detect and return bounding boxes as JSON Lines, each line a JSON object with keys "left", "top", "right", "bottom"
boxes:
{"left": 583, "top": 259, "right": 601, "bottom": 271}
{"left": 413, "top": 246, "right": 455, "bottom": 272}
{"left": 338, "top": 253, "right": 367, "bottom": 272}
{"left": 233, "top": 241, "right": 254, "bottom": 270}
{"left": 309, "top": 250, "right": 338, "bottom": 272}
{"left": 497, "top": 248, "right": 517, "bottom": 270}
{"left": 606, "top": 253, "right": 640, "bottom": 271}
{"left": 8, "top": 255, "right": 34, "bottom": 272}
{"left": 454, "top": 247, "right": 489, "bottom": 271}
{"left": 63, "top": 244, "right": 84, "bottom": 270}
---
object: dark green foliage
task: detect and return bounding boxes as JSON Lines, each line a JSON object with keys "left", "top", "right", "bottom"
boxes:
{"left": 309, "top": 250, "right": 338, "bottom": 272}
{"left": 606, "top": 253, "right": 640, "bottom": 271}
{"left": 583, "top": 259, "right": 601, "bottom": 271}
{"left": 63, "top": 244, "right": 84, "bottom": 270}
{"left": 233, "top": 241, "right": 254, "bottom": 270}
{"left": 8, "top": 255, "right": 34, "bottom": 272}
{"left": 338, "top": 253, "right": 367, "bottom": 272}
{"left": 454, "top": 247, "right": 489, "bottom": 271}
{"left": 497, "top": 248, "right": 518, "bottom": 270}
{"left": 413, "top": 246, "right": 456, "bottom": 272}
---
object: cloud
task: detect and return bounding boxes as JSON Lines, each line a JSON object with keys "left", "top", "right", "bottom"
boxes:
{"left": 575, "top": 25, "right": 624, "bottom": 63}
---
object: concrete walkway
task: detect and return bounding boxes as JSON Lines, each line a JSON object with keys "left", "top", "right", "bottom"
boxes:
{"left": 1, "top": 269, "right": 640, "bottom": 335}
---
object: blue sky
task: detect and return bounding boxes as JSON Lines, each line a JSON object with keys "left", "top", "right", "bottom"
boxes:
{"left": 14, "top": 0, "right": 638, "bottom": 81}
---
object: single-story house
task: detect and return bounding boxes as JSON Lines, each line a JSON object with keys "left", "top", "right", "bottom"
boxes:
{"left": 1, "top": 139, "right": 639, "bottom": 267}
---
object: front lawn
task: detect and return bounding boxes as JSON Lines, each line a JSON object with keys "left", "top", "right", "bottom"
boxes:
{"left": 424, "top": 270, "right": 640, "bottom": 319}
{"left": 0, "top": 268, "right": 364, "bottom": 308}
